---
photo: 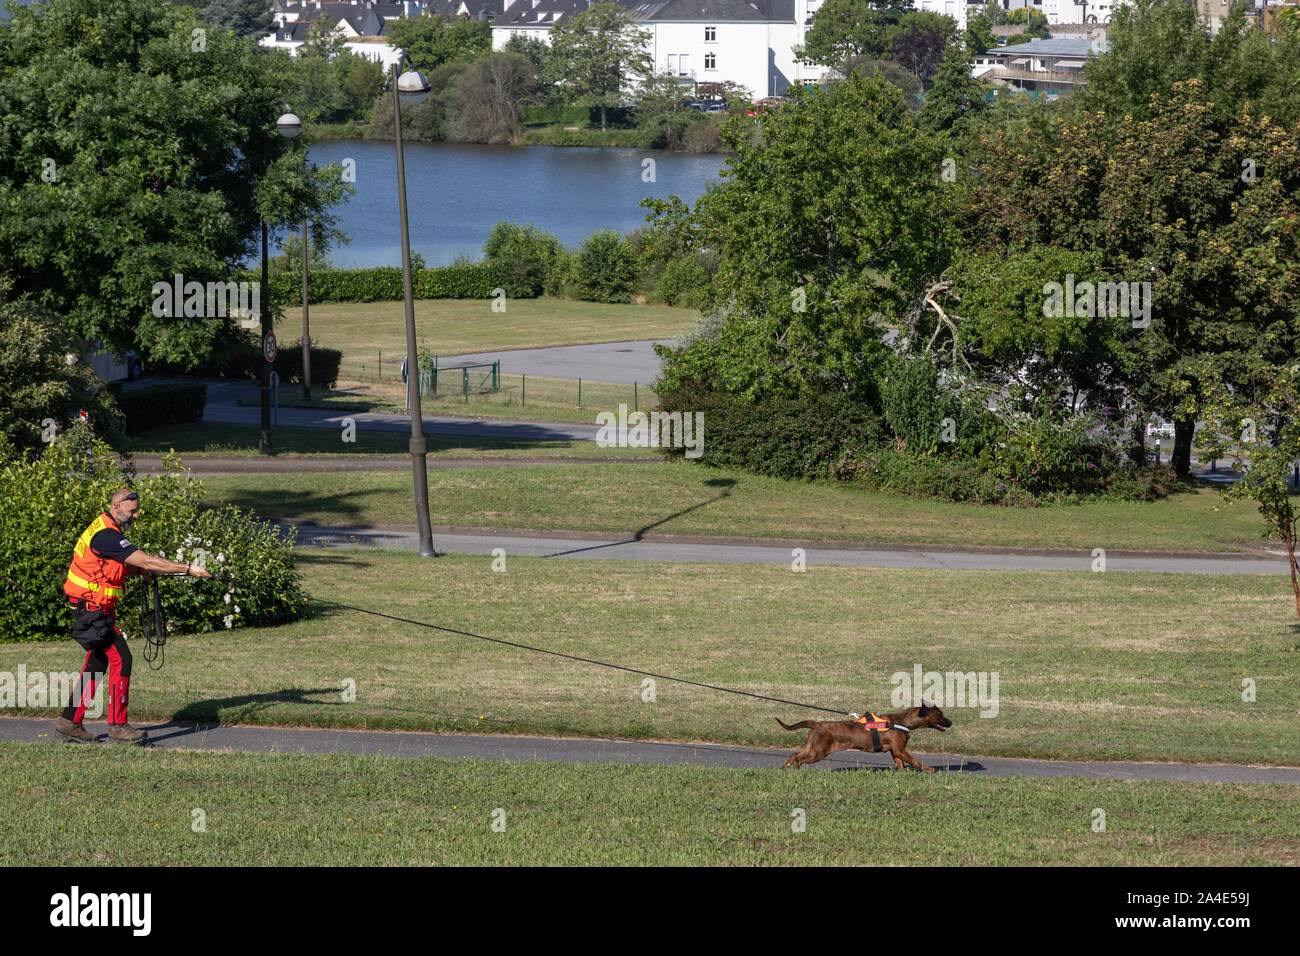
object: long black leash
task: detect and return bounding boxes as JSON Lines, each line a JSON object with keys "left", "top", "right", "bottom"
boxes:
{"left": 318, "top": 599, "right": 847, "bottom": 716}
{"left": 139, "top": 575, "right": 168, "bottom": 671}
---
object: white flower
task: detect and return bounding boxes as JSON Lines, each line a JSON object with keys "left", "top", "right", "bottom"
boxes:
{"left": 233, "top": 606, "right": 240, "bottom": 615}
{"left": 216, "top": 553, "right": 225, "bottom": 563}
{"left": 223, "top": 592, "right": 232, "bottom": 605}
{"left": 205, "top": 540, "right": 212, "bottom": 548}
{"left": 175, "top": 549, "right": 184, "bottom": 561}
{"left": 222, "top": 615, "right": 233, "bottom": 629}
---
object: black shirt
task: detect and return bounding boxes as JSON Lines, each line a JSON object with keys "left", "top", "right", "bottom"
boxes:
{"left": 89, "top": 528, "right": 139, "bottom": 564}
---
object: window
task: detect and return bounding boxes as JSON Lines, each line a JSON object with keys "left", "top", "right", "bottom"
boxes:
{"left": 704, "top": 25, "right": 716, "bottom": 42}
{"left": 704, "top": 52, "right": 716, "bottom": 70}
{"left": 666, "top": 54, "right": 677, "bottom": 73}
{"left": 678, "top": 54, "right": 690, "bottom": 76}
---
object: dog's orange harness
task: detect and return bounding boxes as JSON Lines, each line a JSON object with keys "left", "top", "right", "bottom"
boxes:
{"left": 854, "top": 712, "right": 890, "bottom": 730}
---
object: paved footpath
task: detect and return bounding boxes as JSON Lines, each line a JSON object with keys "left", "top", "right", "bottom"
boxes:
{"left": 288, "top": 522, "right": 1283, "bottom": 575}
{"left": 2, "top": 717, "right": 1295, "bottom": 784}
{"left": 133, "top": 454, "right": 655, "bottom": 474}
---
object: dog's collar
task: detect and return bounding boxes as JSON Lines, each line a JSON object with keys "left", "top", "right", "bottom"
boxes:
{"left": 892, "top": 724, "right": 911, "bottom": 734}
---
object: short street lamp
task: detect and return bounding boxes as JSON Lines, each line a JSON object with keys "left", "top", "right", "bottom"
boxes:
{"left": 391, "top": 58, "right": 437, "bottom": 557}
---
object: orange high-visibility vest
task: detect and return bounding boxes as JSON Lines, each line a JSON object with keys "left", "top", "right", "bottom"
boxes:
{"left": 64, "top": 513, "right": 128, "bottom": 612}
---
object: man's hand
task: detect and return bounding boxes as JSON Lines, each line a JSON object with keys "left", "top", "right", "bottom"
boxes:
{"left": 187, "top": 564, "right": 213, "bottom": 580}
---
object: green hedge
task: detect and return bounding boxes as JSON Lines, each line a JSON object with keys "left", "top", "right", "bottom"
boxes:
{"left": 112, "top": 383, "right": 207, "bottom": 435}
{"left": 0, "top": 423, "right": 305, "bottom": 642}
{"left": 274, "top": 343, "right": 342, "bottom": 390}
{"left": 656, "top": 386, "right": 885, "bottom": 480}
{"left": 264, "top": 262, "right": 508, "bottom": 304}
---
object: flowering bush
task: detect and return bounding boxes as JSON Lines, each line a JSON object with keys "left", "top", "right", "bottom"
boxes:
{"left": 0, "top": 422, "right": 305, "bottom": 643}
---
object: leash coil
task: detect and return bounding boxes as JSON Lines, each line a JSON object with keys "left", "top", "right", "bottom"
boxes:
{"left": 139, "top": 575, "right": 167, "bottom": 671}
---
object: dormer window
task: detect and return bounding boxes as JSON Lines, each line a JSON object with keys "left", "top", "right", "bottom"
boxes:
{"left": 704, "top": 25, "right": 716, "bottom": 42}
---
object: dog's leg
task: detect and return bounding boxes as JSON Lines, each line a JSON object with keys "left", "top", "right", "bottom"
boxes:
{"left": 784, "top": 732, "right": 830, "bottom": 769}
{"left": 899, "top": 747, "right": 936, "bottom": 773}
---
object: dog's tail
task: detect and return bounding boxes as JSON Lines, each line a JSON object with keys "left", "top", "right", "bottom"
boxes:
{"left": 775, "top": 718, "right": 818, "bottom": 731}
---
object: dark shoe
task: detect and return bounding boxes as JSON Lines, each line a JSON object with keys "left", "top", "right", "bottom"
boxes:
{"left": 107, "top": 723, "right": 147, "bottom": 746}
{"left": 54, "top": 717, "right": 96, "bottom": 744}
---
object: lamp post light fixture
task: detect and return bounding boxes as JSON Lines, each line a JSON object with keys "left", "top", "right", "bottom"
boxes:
{"left": 391, "top": 58, "right": 437, "bottom": 557}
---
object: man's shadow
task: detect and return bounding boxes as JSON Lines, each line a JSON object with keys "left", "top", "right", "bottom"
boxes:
{"left": 139, "top": 686, "right": 343, "bottom": 744}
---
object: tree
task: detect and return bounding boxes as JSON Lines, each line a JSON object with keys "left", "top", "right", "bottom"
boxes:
{"left": 447, "top": 52, "right": 540, "bottom": 144}
{"left": 919, "top": 37, "right": 987, "bottom": 132}
{"left": 385, "top": 13, "right": 492, "bottom": 74}
{"left": 965, "top": 12, "right": 996, "bottom": 55}
{"left": 0, "top": 0, "right": 349, "bottom": 368}
{"left": 634, "top": 73, "right": 696, "bottom": 148}
{"left": 963, "top": 82, "right": 1300, "bottom": 474}
{"left": 661, "top": 74, "right": 953, "bottom": 401}
{"left": 547, "top": 2, "right": 652, "bottom": 130}
{"left": 1005, "top": 7, "right": 1049, "bottom": 39}
{"left": 0, "top": 279, "right": 124, "bottom": 459}
{"left": 801, "top": 0, "right": 914, "bottom": 68}
{"left": 199, "top": 0, "right": 273, "bottom": 38}
{"left": 890, "top": 11, "right": 958, "bottom": 84}
{"left": 1201, "top": 364, "right": 1300, "bottom": 619}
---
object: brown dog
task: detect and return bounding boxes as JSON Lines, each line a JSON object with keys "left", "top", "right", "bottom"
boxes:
{"left": 777, "top": 705, "right": 953, "bottom": 772}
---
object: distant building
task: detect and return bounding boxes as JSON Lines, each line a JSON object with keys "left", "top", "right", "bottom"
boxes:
{"left": 972, "top": 35, "right": 1108, "bottom": 98}
{"left": 262, "top": 1, "right": 443, "bottom": 68}
{"left": 491, "top": 0, "right": 829, "bottom": 99}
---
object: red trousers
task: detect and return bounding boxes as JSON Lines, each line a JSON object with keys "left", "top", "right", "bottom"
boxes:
{"left": 62, "top": 609, "right": 132, "bottom": 725}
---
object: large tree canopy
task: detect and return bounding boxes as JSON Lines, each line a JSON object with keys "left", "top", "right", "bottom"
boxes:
{"left": 0, "top": 0, "right": 347, "bottom": 367}
{"left": 660, "top": 73, "right": 953, "bottom": 401}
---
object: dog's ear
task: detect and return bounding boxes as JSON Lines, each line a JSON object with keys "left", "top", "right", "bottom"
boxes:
{"left": 918, "top": 704, "right": 929, "bottom": 716}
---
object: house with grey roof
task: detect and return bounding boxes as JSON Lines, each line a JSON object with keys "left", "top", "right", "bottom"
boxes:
{"left": 973, "top": 36, "right": 1109, "bottom": 98}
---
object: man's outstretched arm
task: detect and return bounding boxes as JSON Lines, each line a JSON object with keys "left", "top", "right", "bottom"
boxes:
{"left": 125, "top": 551, "right": 213, "bottom": 579}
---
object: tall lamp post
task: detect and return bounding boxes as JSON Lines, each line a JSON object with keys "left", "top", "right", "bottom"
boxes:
{"left": 257, "top": 109, "right": 303, "bottom": 455}
{"left": 392, "top": 57, "right": 437, "bottom": 557}
{"left": 278, "top": 109, "right": 313, "bottom": 400}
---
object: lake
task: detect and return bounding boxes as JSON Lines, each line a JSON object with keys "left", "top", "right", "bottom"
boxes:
{"left": 299, "top": 141, "right": 727, "bottom": 268}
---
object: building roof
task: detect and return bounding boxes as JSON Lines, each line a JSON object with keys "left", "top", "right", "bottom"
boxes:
{"left": 994, "top": 38, "right": 1108, "bottom": 57}
{"left": 628, "top": 0, "right": 794, "bottom": 21}
{"left": 496, "top": 0, "right": 794, "bottom": 24}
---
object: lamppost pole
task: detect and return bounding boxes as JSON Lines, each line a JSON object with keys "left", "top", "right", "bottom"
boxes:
{"left": 392, "top": 59, "right": 436, "bottom": 557}
{"left": 301, "top": 218, "right": 312, "bottom": 399}
{"left": 259, "top": 137, "right": 273, "bottom": 455}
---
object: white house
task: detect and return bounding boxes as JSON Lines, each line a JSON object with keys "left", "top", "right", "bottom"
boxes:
{"left": 491, "top": 0, "right": 829, "bottom": 98}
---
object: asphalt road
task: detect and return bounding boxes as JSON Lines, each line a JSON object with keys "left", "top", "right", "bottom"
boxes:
{"left": 288, "top": 523, "right": 1282, "bottom": 575}
{"left": 2, "top": 717, "right": 1294, "bottom": 784}
{"left": 439, "top": 339, "right": 672, "bottom": 386}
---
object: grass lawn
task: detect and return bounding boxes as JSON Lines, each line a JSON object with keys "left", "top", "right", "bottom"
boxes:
{"left": 293, "top": 296, "right": 696, "bottom": 379}
{"left": 2, "top": 743, "right": 1294, "bottom": 865}
{"left": 127, "top": 422, "right": 652, "bottom": 459}
{"left": 242, "top": 373, "right": 656, "bottom": 425}
{"left": 199, "top": 460, "right": 1269, "bottom": 553}
{"left": 4, "top": 551, "right": 1296, "bottom": 765}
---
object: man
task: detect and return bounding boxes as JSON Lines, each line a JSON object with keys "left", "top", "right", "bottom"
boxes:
{"left": 56, "top": 488, "right": 211, "bottom": 745}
